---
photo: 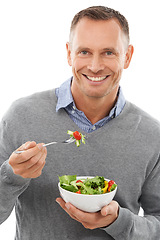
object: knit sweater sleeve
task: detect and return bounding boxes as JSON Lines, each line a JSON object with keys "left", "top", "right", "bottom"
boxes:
{"left": 102, "top": 154, "right": 160, "bottom": 239}
{"left": 0, "top": 103, "right": 31, "bottom": 225}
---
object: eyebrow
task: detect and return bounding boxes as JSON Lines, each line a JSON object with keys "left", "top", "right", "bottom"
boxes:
{"left": 102, "top": 48, "right": 119, "bottom": 54}
{"left": 75, "top": 47, "right": 91, "bottom": 52}
{"left": 76, "top": 46, "right": 119, "bottom": 54}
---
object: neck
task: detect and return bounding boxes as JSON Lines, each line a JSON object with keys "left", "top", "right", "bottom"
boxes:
{"left": 71, "top": 86, "right": 119, "bottom": 125}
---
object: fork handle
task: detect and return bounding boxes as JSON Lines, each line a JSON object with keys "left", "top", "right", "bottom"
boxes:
{"left": 14, "top": 150, "right": 25, "bottom": 154}
{"left": 43, "top": 142, "right": 57, "bottom": 147}
{"left": 14, "top": 142, "right": 57, "bottom": 154}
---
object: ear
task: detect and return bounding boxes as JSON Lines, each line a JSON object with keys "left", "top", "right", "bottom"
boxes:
{"left": 66, "top": 42, "right": 72, "bottom": 66}
{"left": 124, "top": 45, "right": 134, "bottom": 69}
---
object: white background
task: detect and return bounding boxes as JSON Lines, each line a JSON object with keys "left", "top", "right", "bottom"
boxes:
{"left": 0, "top": 0, "right": 160, "bottom": 238}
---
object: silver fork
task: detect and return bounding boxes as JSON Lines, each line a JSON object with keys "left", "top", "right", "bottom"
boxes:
{"left": 14, "top": 137, "right": 75, "bottom": 154}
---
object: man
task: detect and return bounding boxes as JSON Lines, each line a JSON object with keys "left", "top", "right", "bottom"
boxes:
{"left": 0, "top": 6, "right": 160, "bottom": 240}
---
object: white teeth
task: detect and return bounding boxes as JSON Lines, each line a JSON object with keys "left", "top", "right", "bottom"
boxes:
{"left": 86, "top": 76, "right": 107, "bottom": 81}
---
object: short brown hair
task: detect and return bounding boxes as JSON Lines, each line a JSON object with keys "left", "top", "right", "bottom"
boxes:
{"left": 70, "top": 6, "right": 130, "bottom": 45}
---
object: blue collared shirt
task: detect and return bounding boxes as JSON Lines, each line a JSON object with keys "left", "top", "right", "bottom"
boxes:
{"left": 55, "top": 77, "right": 126, "bottom": 133}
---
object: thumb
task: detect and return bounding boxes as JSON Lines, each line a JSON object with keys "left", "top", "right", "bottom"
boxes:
{"left": 101, "top": 204, "right": 111, "bottom": 216}
{"left": 101, "top": 201, "right": 119, "bottom": 217}
{"left": 24, "top": 141, "right": 37, "bottom": 150}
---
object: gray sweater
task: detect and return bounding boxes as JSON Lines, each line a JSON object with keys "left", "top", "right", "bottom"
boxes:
{"left": 0, "top": 89, "right": 160, "bottom": 240}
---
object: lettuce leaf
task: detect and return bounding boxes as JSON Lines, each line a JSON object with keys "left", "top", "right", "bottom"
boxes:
{"left": 60, "top": 183, "right": 78, "bottom": 192}
{"left": 59, "top": 175, "right": 77, "bottom": 185}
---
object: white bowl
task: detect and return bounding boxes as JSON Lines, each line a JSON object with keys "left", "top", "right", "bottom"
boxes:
{"left": 58, "top": 176, "right": 117, "bottom": 213}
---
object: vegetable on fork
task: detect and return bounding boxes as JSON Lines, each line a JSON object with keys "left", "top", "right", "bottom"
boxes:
{"left": 67, "top": 130, "right": 85, "bottom": 147}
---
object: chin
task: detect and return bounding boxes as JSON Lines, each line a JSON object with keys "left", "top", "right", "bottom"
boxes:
{"left": 84, "top": 90, "right": 109, "bottom": 99}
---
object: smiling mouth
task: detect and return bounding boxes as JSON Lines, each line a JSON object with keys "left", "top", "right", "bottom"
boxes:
{"left": 82, "top": 74, "right": 110, "bottom": 82}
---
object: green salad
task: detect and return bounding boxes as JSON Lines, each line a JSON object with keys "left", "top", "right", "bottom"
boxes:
{"left": 67, "top": 130, "right": 85, "bottom": 147}
{"left": 59, "top": 175, "right": 117, "bottom": 195}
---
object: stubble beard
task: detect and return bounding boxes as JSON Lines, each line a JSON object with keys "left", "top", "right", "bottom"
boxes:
{"left": 72, "top": 68, "right": 122, "bottom": 99}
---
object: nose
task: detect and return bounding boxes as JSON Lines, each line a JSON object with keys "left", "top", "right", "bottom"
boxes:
{"left": 87, "top": 54, "right": 105, "bottom": 73}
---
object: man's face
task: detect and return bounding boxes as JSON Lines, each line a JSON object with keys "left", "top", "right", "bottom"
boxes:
{"left": 66, "top": 18, "right": 133, "bottom": 99}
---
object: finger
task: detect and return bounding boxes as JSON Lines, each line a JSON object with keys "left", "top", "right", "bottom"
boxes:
{"left": 23, "top": 141, "right": 37, "bottom": 150}
{"left": 27, "top": 149, "right": 47, "bottom": 173}
{"left": 64, "top": 202, "right": 102, "bottom": 228}
{"left": 18, "top": 145, "right": 46, "bottom": 169}
{"left": 13, "top": 143, "right": 44, "bottom": 164}
{"left": 56, "top": 197, "right": 66, "bottom": 207}
{"left": 64, "top": 202, "right": 92, "bottom": 223}
{"left": 21, "top": 146, "right": 47, "bottom": 178}
{"left": 56, "top": 197, "right": 69, "bottom": 213}
{"left": 22, "top": 160, "right": 46, "bottom": 179}
{"left": 16, "top": 141, "right": 37, "bottom": 152}
{"left": 56, "top": 198, "right": 79, "bottom": 221}
{"left": 32, "top": 160, "right": 46, "bottom": 178}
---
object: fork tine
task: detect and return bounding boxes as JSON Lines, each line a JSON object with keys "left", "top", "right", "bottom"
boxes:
{"left": 63, "top": 137, "right": 75, "bottom": 144}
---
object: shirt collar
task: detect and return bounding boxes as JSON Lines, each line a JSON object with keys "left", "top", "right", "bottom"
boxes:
{"left": 55, "top": 77, "right": 126, "bottom": 117}
{"left": 113, "top": 87, "right": 126, "bottom": 117}
{"left": 55, "top": 77, "right": 73, "bottom": 112}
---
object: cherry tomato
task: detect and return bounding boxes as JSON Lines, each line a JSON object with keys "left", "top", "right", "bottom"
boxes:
{"left": 108, "top": 180, "right": 115, "bottom": 187}
{"left": 73, "top": 131, "right": 81, "bottom": 140}
{"left": 76, "top": 180, "right": 83, "bottom": 183}
{"left": 76, "top": 190, "right": 81, "bottom": 194}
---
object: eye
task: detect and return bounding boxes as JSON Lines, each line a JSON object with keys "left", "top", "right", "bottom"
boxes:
{"left": 106, "top": 51, "right": 113, "bottom": 56}
{"left": 80, "top": 50, "right": 88, "bottom": 55}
